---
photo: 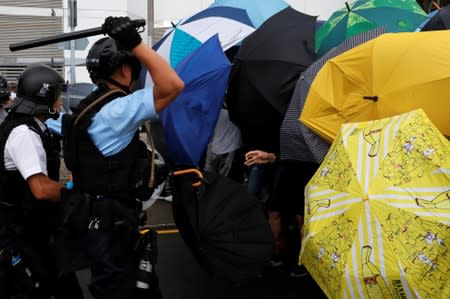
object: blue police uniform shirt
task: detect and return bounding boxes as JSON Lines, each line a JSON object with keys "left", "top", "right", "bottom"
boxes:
{"left": 46, "top": 87, "right": 158, "bottom": 156}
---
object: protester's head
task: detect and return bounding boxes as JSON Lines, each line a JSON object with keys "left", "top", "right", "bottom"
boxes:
{"left": 86, "top": 37, "right": 141, "bottom": 88}
{"left": 0, "top": 74, "right": 10, "bottom": 107}
{"left": 6, "top": 64, "right": 65, "bottom": 120}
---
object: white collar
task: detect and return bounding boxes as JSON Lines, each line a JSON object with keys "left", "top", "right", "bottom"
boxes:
{"left": 33, "top": 116, "right": 47, "bottom": 132}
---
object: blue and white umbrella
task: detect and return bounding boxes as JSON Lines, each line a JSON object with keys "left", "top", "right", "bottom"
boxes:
{"left": 153, "top": 6, "right": 255, "bottom": 68}
{"left": 209, "top": 0, "right": 289, "bottom": 28}
{"left": 159, "top": 34, "right": 232, "bottom": 167}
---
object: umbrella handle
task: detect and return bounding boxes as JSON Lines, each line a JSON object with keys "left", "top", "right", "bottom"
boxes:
{"left": 173, "top": 169, "right": 204, "bottom": 187}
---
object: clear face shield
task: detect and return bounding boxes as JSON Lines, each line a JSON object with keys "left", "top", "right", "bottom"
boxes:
{"left": 36, "top": 82, "right": 68, "bottom": 119}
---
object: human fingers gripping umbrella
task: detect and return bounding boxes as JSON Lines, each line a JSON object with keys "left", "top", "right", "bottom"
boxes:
{"left": 316, "top": 0, "right": 427, "bottom": 57}
{"left": 209, "top": 0, "right": 289, "bottom": 28}
{"left": 300, "top": 109, "right": 450, "bottom": 299}
{"left": 280, "top": 26, "right": 387, "bottom": 164}
{"left": 159, "top": 35, "right": 231, "bottom": 167}
{"left": 153, "top": 6, "right": 255, "bottom": 68}
{"left": 172, "top": 169, "right": 274, "bottom": 283}
{"left": 301, "top": 30, "right": 450, "bottom": 144}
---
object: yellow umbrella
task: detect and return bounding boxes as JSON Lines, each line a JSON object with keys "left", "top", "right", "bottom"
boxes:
{"left": 299, "top": 109, "right": 450, "bottom": 299}
{"left": 300, "top": 31, "right": 450, "bottom": 143}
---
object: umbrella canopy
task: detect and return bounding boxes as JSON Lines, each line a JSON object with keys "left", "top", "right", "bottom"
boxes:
{"left": 315, "top": 0, "right": 427, "bottom": 57}
{"left": 301, "top": 30, "right": 450, "bottom": 144}
{"left": 153, "top": 6, "right": 254, "bottom": 68}
{"left": 62, "top": 82, "right": 96, "bottom": 112}
{"left": 280, "top": 26, "right": 387, "bottom": 164}
{"left": 209, "top": 0, "right": 289, "bottom": 28}
{"left": 226, "top": 7, "right": 316, "bottom": 151}
{"left": 159, "top": 35, "right": 231, "bottom": 167}
{"left": 300, "top": 109, "right": 450, "bottom": 299}
{"left": 419, "top": 5, "right": 450, "bottom": 30}
{"left": 172, "top": 169, "right": 274, "bottom": 283}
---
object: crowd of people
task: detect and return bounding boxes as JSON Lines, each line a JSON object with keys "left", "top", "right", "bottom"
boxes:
{"left": 0, "top": 14, "right": 320, "bottom": 299}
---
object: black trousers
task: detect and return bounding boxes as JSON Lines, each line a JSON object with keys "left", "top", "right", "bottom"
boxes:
{"left": 85, "top": 230, "right": 163, "bottom": 299}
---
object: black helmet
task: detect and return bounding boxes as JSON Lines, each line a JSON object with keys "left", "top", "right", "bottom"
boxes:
{"left": 6, "top": 64, "right": 65, "bottom": 118}
{"left": 0, "top": 74, "right": 10, "bottom": 105}
{"left": 86, "top": 37, "right": 141, "bottom": 83}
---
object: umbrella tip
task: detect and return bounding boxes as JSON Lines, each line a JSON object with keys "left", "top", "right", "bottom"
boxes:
{"left": 171, "top": 21, "right": 176, "bottom": 28}
{"left": 345, "top": 2, "right": 351, "bottom": 13}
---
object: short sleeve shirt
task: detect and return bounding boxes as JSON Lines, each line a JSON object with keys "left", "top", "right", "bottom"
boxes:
{"left": 88, "top": 87, "right": 158, "bottom": 156}
{"left": 3, "top": 118, "right": 47, "bottom": 179}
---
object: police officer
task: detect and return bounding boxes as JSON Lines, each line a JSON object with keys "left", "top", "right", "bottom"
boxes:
{"left": 0, "top": 64, "right": 83, "bottom": 298}
{"left": 0, "top": 74, "right": 11, "bottom": 124}
{"left": 62, "top": 16, "right": 183, "bottom": 299}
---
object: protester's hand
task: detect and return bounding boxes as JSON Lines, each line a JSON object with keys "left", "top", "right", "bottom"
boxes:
{"left": 244, "top": 150, "right": 276, "bottom": 166}
{"left": 102, "top": 16, "right": 142, "bottom": 50}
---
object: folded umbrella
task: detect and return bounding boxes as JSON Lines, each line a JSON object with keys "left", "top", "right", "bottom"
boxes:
{"left": 172, "top": 169, "right": 274, "bottom": 283}
{"left": 301, "top": 30, "right": 450, "bottom": 143}
{"left": 300, "top": 109, "right": 450, "bottom": 299}
{"left": 159, "top": 35, "right": 231, "bottom": 167}
{"left": 280, "top": 26, "right": 387, "bottom": 164}
{"left": 315, "top": 0, "right": 427, "bottom": 57}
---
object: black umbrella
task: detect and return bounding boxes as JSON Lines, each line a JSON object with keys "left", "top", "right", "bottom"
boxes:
{"left": 226, "top": 6, "right": 317, "bottom": 150}
{"left": 421, "top": 5, "right": 450, "bottom": 30}
{"left": 171, "top": 169, "right": 274, "bottom": 284}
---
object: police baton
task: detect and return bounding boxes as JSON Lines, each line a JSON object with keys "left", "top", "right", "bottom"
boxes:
{"left": 9, "top": 19, "right": 146, "bottom": 52}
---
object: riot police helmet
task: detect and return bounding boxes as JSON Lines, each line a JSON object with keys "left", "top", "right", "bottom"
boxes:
{"left": 0, "top": 74, "right": 10, "bottom": 106}
{"left": 6, "top": 64, "right": 65, "bottom": 119}
{"left": 86, "top": 37, "right": 141, "bottom": 84}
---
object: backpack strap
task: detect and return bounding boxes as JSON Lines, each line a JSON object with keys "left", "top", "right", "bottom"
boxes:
{"left": 74, "top": 89, "right": 127, "bottom": 127}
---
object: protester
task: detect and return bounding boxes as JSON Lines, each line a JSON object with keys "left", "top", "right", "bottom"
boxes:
{"left": 267, "top": 160, "right": 319, "bottom": 277}
{"left": 204, "top": 107, "right": 242, "bottom": 177}
{"left": 0, "top": 74, "right": 11, "bottom": 124}
{"left": 0, "top": 64, "right": 83, "bottom": 298}
{"left": 62, "top": 16, "right": 183, "bottom": 299}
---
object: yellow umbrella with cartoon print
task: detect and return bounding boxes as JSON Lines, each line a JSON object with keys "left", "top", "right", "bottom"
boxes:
{"left": 299, "top": 109, "right": 450, "bottom": 299}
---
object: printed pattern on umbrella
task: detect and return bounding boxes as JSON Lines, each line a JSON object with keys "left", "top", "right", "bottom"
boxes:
{"left": 300, "top": 109, "right": 450, "bottom": 299}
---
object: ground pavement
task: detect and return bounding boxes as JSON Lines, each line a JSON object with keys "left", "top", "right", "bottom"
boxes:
{"left": 76, "top": 199, "right": 327, "bottom": 299}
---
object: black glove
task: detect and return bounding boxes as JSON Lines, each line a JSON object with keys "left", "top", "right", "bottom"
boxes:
{"left": 102, "top": 16, "right": 142, "bottom": 50}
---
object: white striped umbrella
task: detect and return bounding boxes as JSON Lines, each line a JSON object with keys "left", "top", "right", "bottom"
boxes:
{"left": 153, "top": 6, "right": 255, "bottom": 68}
{"left": 300, "top": 109, "right": 450, "bottom": 299}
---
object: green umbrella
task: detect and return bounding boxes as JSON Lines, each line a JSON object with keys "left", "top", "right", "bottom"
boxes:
{"left": 316, "top": 0, "right": 427, "bottom": 57}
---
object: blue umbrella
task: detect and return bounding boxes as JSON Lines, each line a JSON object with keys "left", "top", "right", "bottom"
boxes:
{"left": 153, "top": 6, "right": 254, "bottom": 68}
{"left": 159, "top": 34, "right": 231, "bottom": 167}
{"left": 209, "top": 0, "right": 289, "bottom": 28}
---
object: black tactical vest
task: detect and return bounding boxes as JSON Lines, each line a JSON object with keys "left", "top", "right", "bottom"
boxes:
{"left": 0, "top": 113, "right": 61, "bottom": 234}
{"left": 63, "top": 87, "right": 143, "bottom": 206}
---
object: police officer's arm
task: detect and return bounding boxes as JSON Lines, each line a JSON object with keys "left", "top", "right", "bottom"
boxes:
{"left": 132, "top": 44, "right": 184, "bottom": 113}
{"left": 102, "top": 16, "right": 184, "bottom": 113}
{"left": 27, "top": 173, "right": 63, "bottom": 202}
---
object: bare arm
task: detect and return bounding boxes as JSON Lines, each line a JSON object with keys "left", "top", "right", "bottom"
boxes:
{"left": 27, "top": 173, "right": 63, "bottom": 202}
{"left": 132, "top": 43, "right": 184, "bottom": 113}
